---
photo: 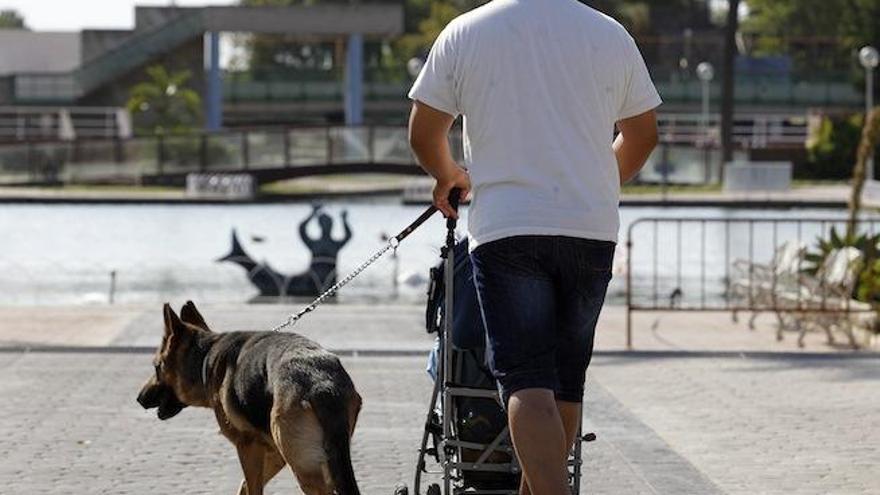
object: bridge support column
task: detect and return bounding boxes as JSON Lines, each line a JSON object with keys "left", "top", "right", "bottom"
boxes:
{"left": 205, "top": 31, "right": 223, "bottom": 131}
{"left": 344, "top": 33, "right": 364, "bottom": 126}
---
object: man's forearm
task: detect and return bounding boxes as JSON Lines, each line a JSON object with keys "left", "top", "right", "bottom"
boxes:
{"left": 411, "top": 137, "right": 459, "bottom": 181}
{"left": 408, "top": 101, "right": 460, "bottom": 181}
{"left": 614, "top": 133, "right": 657, "bottom": 185}
{"left": 408, "top": 101, "right": 470, "bottom": 218}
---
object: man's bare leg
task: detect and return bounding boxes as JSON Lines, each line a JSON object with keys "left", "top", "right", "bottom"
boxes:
{"left": 508, "top": 389, "right": 570, "bottom": 495}
{"left": 518, "top": 400, "right": 582, "bottom": 495}
{"left": 557, "top": 400, "right": 582, "bottom": 452}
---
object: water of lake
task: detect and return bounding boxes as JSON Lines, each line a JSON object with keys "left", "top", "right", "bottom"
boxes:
{"left": 0, "top": 199, "right": 865, "bottom": 306}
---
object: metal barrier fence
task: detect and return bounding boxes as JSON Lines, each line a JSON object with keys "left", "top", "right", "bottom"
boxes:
{"left": 625, "top": 217, "right": 880, "bottom": 349}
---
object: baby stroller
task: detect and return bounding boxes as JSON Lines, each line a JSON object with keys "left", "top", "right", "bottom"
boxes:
{"left": 395, "top": 211, "right": 595, "bottom": 495}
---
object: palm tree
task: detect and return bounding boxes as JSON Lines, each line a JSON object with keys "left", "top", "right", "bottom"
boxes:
{"left": 127, "top": 65, "right": 202, "bottom": 135}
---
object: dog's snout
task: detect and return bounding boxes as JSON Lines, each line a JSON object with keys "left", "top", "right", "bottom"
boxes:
{"left": 137, "top": 382, "right": 163, "bottom": 409}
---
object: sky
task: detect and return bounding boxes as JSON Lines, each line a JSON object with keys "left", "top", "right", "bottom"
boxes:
{"left": 0, "top": 0, "right": 236, "bottom": 32}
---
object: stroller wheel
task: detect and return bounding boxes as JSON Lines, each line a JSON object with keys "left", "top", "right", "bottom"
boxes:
{"left": 427, "top": 484, "right": 441, "bottom": 495}
{"left": 393, "top": 484, "right": 409, "bottom": 495}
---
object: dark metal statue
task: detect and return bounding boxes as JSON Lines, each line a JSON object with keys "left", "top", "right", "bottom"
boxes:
{"left": 218, "top": 205, "right": 353, "bottom": 298}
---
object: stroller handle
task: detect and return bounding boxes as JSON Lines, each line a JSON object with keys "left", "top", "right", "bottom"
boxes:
{"left": 447, "top": 188, "right": 462, "bottom": 231}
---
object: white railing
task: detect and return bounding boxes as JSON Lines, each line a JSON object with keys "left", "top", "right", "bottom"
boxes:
{"left": 657, "top": 113, "right": 809, "bottom": 148}
{"left": 0, "top": 106, "right": 131, "bottom": 141}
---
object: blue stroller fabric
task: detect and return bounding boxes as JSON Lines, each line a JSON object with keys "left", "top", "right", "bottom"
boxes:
{"left": 426, "top": 238, "right": 488, "bottom": 381}
{"left": 425, "top": 239, "right": 486, "bottom": 349}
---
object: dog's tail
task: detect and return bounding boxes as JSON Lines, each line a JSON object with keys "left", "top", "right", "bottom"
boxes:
{"left": 310, "top": 388, "right": 361, "bottom": 495}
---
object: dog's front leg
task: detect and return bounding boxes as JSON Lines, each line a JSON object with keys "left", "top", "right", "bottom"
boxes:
{"left": 235, "top": 441, "right": 266, "bottom": 495}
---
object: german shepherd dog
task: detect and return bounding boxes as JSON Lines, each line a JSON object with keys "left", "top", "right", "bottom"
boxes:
{"left": 137, "top": 302, "right": 362, "bottom": 495}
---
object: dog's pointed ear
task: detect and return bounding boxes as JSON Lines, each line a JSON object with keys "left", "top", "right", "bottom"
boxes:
{"left": 180, "top": 301, "right": 210, "bottom": 332}
{"left": 163, "top": 303, "right": 185, "bottom": 336}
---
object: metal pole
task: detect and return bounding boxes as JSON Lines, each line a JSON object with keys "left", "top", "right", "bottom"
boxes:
{"left": 702, "top": 79, "right": 710, "bottom": 142}
{"left": 441, "top": 189, "right": 460, "bottom": 495}
{"left": 442, "top": 223, "right": 455, "bottom": 495}
{"left": 344, "top": 33, "right": 365, "bottom": 126}
{"left": 108, "top": 270, "right": 117, "bottom": 305}
{"left": 868, "top": 67, "right": 875, "bottom": 181}
{"left": 205, "top": 32, "right": 223, "bottom": 132}
{"left": 702, "top": 80, "right": 711, "bottom": 184}
{"left": 626, "top": 235, "right": 634, "bottom": 350}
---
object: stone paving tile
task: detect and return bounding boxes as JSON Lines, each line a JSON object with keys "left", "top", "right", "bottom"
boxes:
{"left": 0, "top": 353, "right": 711, "bottom": 495}
{"left": 111, "top": 304, "right": 435, "bottom": 352}
{"left": 590, "top": 354, "right": 880, "bottom": 495}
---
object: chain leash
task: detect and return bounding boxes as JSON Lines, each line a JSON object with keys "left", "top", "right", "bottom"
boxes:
{"left": 270, "top": 196, "right": 455, "bottom": 332}
{"left": 271, "top": 238, "right": 400, "bottom": 332}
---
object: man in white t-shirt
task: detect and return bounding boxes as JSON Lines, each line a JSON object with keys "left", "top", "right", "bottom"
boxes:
{"left": 408, "top": 1, "right": 660, "bottom": 493}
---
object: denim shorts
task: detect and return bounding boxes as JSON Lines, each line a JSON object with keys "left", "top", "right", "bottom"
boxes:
{"left": 470, "top": 235, "right": 615, "bottom": 405}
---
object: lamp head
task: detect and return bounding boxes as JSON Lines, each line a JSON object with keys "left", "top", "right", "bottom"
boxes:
{"left": 696, "top": 62, "right": 715, "bottom": 82}
{"left": 860, "top": 46, "right": 879, "bottom": 70}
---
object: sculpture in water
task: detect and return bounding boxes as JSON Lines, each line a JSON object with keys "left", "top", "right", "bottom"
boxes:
{"left": 218, "top": 204, "right": 352, "bottom": 297}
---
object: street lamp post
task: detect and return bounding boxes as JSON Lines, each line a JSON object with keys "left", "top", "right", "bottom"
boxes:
{"left": 697, "top": 62, "right": 715, "bottom": 183}
{"left": 696, "top": 62, "right": 715, "bottom": 141}
{"left": 859, "top": 46, "right": 879, "bottom": 180}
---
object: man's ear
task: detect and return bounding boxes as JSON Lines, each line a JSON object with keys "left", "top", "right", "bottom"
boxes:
{"left": 180, "top": 301, "right": 210, "bottom": 332}
{"left": 163, "top": 303, "right": 185, "bottom": 337}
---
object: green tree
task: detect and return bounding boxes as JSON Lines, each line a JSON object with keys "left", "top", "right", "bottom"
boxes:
{"left": 744, "top": 0, "right": 880, "bottom": 72}
{"left": 0, "top": 9, "right": 26, "bottom": 29}
{"left": 395, "top": 2, "right": 467, "bottom": 63}
{"left": 127, "top": 66, "right": 202, "bottom": 135}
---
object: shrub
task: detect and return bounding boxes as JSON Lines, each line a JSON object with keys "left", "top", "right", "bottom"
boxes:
{"left": 800, "top": 114, "right": 864, "bottom": 180}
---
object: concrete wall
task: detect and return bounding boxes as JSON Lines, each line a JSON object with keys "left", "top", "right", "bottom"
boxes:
{"left": 134, "top": 5, "right": 404, "bottom": 37}
{"left": 0, "top": 32, "right": 81, "bottom": 76}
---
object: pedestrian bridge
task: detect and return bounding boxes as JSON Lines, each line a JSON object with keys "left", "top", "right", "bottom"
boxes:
{"left": 0, "top": 114, "right": 808, "bottom": 187}
{"left": 0, "top": 126, "right": 449, "bottom": 187}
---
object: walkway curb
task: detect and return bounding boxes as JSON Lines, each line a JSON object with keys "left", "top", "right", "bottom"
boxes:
{"left": 1, "top": 345, "right": 876, "bottom": 360}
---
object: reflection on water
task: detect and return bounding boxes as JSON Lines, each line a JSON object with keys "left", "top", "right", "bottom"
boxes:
{"left": 0, "top": 199, "right": 861, "bottom": 306}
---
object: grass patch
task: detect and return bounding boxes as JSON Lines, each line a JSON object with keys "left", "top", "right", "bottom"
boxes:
{"left": 622, "top": 183, "right": 723, "bottom": 195}
{"left": 261, "top": 174, "right": 412, "bottom": 195}
{"left": 58, "top": 184, "right": 181, "bottom": 193}
{"left": 792, "top": 179, "right": 849, "bottom": 187}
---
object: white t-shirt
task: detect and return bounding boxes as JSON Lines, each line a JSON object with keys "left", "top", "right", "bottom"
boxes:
{"left": 408, "top": 0, "right": 661, "bottom": 249}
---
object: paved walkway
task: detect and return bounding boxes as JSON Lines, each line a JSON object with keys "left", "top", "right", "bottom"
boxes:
{"left": 0, "top": 352, "right": 726, "bottom": 495}
{"left": 0, "top": 304, "right": 877, "bottom": 494}
{"left": 1, "top": 350, "right": 876, "bottom": 494}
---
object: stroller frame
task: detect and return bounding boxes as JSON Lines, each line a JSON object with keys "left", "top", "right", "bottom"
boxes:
{"left": 397, "top": 203, "right": 593, "bottom": 495}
